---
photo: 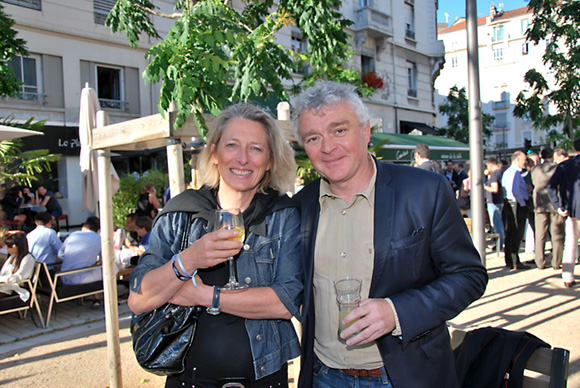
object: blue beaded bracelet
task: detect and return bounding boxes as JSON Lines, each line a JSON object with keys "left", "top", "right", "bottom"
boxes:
{"left": 172, "top": 253, "right": 198, "bottom": 287}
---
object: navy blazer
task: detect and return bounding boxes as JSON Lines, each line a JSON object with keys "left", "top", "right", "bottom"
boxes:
{"left": 294, "top": 159, "right": 488, "bottom": 388}
{"left": 548, "top": 155, "right": 580, "bottom": 219}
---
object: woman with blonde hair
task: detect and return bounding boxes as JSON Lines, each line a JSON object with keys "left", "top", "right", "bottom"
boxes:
{"left": 128, "top": 104, "right": 301, "bottom": 388}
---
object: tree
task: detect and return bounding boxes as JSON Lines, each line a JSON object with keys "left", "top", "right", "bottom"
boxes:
{"left": 438, "top": 85, "right": 494, "bottom": 145}
{"left": 0, "top": 5, "right": 61, "bottom": 188}
{"left": 514, "top": 0, "right": 580, "bottom": 148}
{"left": 0, "top": 118, "right": 61, "bottom": 186}
{"left": 0, "top": 3, "right": 29, "bottom": 97}
{"left": 107, "top": 0, "right": 363, "bottom": 135}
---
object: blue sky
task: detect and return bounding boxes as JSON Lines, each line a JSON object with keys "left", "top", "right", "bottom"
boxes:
{"left": 437, "top": 0, "right": 530, "bottom": 24}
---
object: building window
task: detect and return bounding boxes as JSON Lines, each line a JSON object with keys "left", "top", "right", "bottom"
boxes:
{"left": 3, "top": 0, "right": 41, "bottom": 10}
{"left": 359, "top": 0, "right": 372, "bottom": 7}
{"left": 493, "top": 47, "right": 504, "bottom": 63}
{"left": 451, "top": 57, "right": 458, "bottom": 68}
{"left": 495, "top": 133, "right": 507, "bottom": 149}
{"left": 495, "top": 112, "right": 508, "bottom": 128}
{"left": 522, "top": 131, "right": 532, "bottom": 146}
{"left": 361, "top": 55, "right": 375, "bottom": 74}
{"left": 405, "top": 3, "right": 415, "bottom": 40}
{"left": 522, "top": 43, "right": 529, "bottom": 55}
{"left": 492, "top": 25, "right": 504, "bottom": 42}
{"left": 407, "top": 62, "right": 417, "bottom": 98}
{"left": 521, "top": 19, "right": 530, "bottom": 34}
{"left": 96, "top": 65, "right": 126, "bottom": 110}
{"left": 7, "top": 55, "right": 45, "bottom": 102}
{"left": 94, "top": 0, "right": 116, "bottom": 25}
{"left": 291, "top": 32, "right": 308, "bottom": 74}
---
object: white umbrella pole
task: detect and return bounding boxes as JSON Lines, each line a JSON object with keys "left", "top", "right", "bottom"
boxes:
{"left": 96, "top": 111, "right": 123, "bottom": 388}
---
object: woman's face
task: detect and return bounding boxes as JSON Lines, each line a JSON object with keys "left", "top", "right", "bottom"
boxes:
{"left": 211, "top": 118, "right": 272, "bottom": 196}
{"left": 6, "top": 241, "right": 18, "bottom": 256}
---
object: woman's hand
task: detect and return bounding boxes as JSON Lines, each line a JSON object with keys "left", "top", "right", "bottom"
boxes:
{"left": 168, "top": 275, "right": 212, "bottom": 307}
{"left": 179, "top": 228, "right": 242, "bottom": 273}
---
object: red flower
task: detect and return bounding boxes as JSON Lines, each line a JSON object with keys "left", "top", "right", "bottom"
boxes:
{"left": 362, "top": 71, "right": 384, "bottom": 89}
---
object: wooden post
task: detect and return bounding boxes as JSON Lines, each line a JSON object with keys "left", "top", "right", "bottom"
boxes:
{"left": 96, "top": 110, "right": 123, "bottom": 388}
{"left": 166, "top": 138, "right": 186, "bottom": 198}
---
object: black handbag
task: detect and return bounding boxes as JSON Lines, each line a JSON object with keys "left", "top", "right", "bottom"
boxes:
{"left": 131, "top": 213, "right": 198, "bottom": 376}
{"left": 131, "top": 303, "right": 198, "bottom": 375}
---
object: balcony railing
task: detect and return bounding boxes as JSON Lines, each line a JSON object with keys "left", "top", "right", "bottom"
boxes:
{"left": 492, "top": 100, "right": 510, "bottom": 109}
{"left": 493, "top": 123, "right": 509, "bottom": 130}
{"left": 6, "top": 92, "right": 47, "bottom": 104}
{"left": 99, "top": 98, "right": 129, "bottom": 110}
{"left": 405, "top": 27, "right": 416, "bottom": 40}
{"left": 353, "top": 6, "right": 393, "bottom": 39}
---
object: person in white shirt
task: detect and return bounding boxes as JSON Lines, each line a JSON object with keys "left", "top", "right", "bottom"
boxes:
{"left": 502, "top": 151, "right": 531, "bottom": 270}
{"left": 26, "top": 212, "right": 62, "bottom": 267}
{"left": 58, "top": 217, "right": 102, "bottom": 285}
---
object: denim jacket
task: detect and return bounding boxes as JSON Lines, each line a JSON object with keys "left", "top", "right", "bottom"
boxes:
{"left": 130, "top": 207, "right": 303, "bottom": 380}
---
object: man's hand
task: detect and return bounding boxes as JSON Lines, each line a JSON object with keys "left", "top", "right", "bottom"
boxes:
{"left": 558, "top": 208, "right": 568, "bottom": 217}
{"left": 340, "top": 298, "right": 396, "bottom": 346}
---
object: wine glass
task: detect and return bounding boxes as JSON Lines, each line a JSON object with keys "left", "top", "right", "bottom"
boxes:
{"left": 214, "top": 209, "right": 247, "bottom": 290}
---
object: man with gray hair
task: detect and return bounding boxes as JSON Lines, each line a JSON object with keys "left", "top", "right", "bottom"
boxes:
{"left": 292, "top": 81, "right": 487, "bottom": 388}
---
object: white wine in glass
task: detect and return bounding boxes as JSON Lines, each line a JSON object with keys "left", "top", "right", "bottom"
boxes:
{"left": 214, "top": 209, "right": 247, "bottom": 290}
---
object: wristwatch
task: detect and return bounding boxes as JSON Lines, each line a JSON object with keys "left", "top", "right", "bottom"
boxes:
{"left": 206, "top": 286, "right": 221, "bottom": 315}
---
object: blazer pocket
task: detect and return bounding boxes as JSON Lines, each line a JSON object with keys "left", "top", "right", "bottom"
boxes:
{"left": 390, "top": 230, "right": 429, "bottom": 280}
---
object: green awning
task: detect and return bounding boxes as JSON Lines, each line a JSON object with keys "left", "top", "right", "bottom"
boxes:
{"left": 370, "top": 133, "right": 470, "bottom": 163}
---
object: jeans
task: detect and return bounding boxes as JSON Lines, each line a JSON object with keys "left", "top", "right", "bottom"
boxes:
{"left": 313, "top": 356, "right": 392, "bottom": 388}
{"left": 487, "top": 202, "right": 504, "bottom": 249}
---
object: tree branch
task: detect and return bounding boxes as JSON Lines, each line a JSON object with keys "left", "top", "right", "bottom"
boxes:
{"left": 132, "top": 2, "right": 183, "bottom": 19}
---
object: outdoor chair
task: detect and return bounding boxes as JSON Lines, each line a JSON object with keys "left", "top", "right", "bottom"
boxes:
{"left": 55, "top": 214, "right": 69, "bottom": 232}
{"left": 0, "top": 262, "right": 45, "bottom": 328}
{"left": 37, "top": 261, "right": 104, "bottom": 327}
{"left": 451, "top": 328, "right": 570, "bottom": 388}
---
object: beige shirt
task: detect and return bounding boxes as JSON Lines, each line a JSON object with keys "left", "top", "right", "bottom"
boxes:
{"left": 313, "top": 159, "right": 384, "bottom": 369}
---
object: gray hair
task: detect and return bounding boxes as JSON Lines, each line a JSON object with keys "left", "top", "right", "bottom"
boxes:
{"left": 197, "top": 103, "right": 296, "bottom": 194}
{"left": 291, "top": 81, "right": 369, "bottom": 145}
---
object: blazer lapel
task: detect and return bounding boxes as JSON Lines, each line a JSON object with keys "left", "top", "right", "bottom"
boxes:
{"left": 370, "top": 160, "right": 395, "bottom": 297}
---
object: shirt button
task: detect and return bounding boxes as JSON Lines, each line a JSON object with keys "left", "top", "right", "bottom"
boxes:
{"left": 244, "top": 277, "right": 252, "bottom": 284}
{"left": 341, "top": 252, "right": 346, "bottom": 258}
{"left": 243, "top": 244, "right": 250, "bottom": 250}
{"left": 260, "top": 366, "right": 266, "bottom": 373}
{"left": 341, "top": 210, "right": 347, "bottom": 215}
{"left": 256, "top": 334, "right": 263, "bottom": 341}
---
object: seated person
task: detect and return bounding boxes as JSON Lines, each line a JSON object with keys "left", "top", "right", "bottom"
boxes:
{"left": 0, "top": 232, "right": 35, "bottom": 302}
{"left": 124, "top": 213, "right": 140, "bottom": 249}
{"left": 21, "top": 186, "right": 35, "bottom": 205}
{"left": 26, "top": 212, "right": 62, "bottom": 267}
{"left": 1, "top": 186, "right": 27, "bottom": 230}
{"left": 35, "top": 185, "right": 63, "bottom": 219}
{"left": 58, "top": 216, "right": 102, "bottom": 285}
{"left": 135, "top": 216, "right": 152, "bottom": 253}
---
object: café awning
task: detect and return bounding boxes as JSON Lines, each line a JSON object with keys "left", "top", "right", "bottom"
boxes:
{"left": 371, "top": 133, "right": 470, "bottom": 163}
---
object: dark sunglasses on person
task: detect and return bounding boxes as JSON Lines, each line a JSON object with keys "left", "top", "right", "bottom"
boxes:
{"left": 5, "top": 242, "right": 14, "bottom": 248}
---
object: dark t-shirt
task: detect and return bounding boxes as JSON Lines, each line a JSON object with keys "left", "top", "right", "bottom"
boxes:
{"left": 488, "top": 169, "right": 504, "bottom": 204}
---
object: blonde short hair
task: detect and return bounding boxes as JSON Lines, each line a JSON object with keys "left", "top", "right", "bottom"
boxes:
{"left": 197, "top": 104, "right": 296, "bottom": 194}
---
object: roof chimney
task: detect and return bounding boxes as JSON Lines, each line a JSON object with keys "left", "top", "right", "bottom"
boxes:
{"left": 490, "top": 5, "right": 497, "bottom": 20}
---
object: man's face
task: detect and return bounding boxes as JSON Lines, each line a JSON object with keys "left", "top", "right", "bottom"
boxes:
{"left": 515, "top": 154, "right": 527, "bottom": 169}
{"left": 38, "top": 186, "right": 47, "bottom": 196}
{"left": 446, "top": 162, "right": 454, "bottom": 172}
{"left": 126, "top": 218, "right": 136, "bottom": 231}
{"left": 298, "top": 101, "right": 371, "bottom": 188}
{"left": 135, "top": 226, "right": 147, "bottom": 238}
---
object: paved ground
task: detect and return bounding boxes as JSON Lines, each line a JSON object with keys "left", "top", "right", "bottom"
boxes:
{"left": 0, "top": 247, "right": 578, "bottom": 387}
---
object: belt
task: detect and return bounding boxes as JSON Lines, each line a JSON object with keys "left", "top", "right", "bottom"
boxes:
{"left": 340, "top": 368, "right": 382, "bottom": 377}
